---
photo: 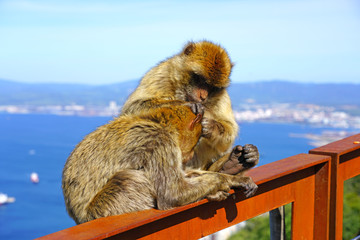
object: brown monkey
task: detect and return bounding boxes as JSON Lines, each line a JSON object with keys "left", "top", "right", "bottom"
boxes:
{"left": 121, "top": 40, "right": 259, "bottom": 175}
{"left": 62, "top": 103, "right": 257, "bottom": 224}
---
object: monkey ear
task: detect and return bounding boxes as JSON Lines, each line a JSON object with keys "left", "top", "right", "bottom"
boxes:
{"left": 183, "top": 42, "right": 195, "bottom": 55}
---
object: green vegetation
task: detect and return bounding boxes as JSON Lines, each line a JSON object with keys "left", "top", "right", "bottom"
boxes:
{"left": 228, "top": 204, "right": 292, "bottom": 240}
{"left": 343, "top": 174, "right": 360, "bottom": 240}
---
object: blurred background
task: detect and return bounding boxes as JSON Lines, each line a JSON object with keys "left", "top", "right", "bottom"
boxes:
{"left": 0, "top": 0, "right": 359, "bottom": 239}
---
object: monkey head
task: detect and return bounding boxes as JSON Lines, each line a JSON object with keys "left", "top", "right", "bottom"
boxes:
{"left": 177, "top": 41, "right": 233, "bottom": 104}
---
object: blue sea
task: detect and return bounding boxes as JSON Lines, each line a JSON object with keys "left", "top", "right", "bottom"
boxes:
{"left": 0, "top": 114, "right": 343, "bottom": 239}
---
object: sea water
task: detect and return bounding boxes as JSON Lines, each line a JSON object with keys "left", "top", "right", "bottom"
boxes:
{"left": 0, "top": 114, "right": 337, "bottom": 239}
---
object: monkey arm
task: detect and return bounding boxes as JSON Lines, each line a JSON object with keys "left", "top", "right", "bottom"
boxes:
{"left": 153, "top": 157, "right": 257, "bottom": 210}
{"left": 188, "top": 92, "right": 238, "bottom": 170}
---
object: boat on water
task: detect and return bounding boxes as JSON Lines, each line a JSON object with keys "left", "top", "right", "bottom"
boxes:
{"left": 30, "top": 172, "right": 39, "bottom": 183}
{"left": 0, "top": 193, "right": 15, "bottom": 205}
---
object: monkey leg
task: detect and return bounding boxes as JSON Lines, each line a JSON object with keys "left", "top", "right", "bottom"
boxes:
{"left": 84, "top": 170, "right": 156, "bottom": 223}
{"left": 208, "top": 144, "right": 260, "bottom": 175}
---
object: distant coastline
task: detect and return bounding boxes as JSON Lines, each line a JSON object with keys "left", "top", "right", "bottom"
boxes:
{"left": 1, "top": 79, "right": 359, "bottom": 149}
{"left": 2, "top": 101, "right": 359, "bottom": 129}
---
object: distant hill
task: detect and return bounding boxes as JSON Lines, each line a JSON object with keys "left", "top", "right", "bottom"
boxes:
{"left": 0, "top": 79, "right": 138, "bottom": 106}
{"left": 228, "top": 80, "right": 360, "bottom": 106}
{"left": 0, "top": 79, "right": 359, "bottom": 106}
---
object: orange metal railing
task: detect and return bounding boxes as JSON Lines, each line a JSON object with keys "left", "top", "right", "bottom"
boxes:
{"left": 36, "top": 133, "right": 360, "bottom": 240}
{"left": 310, "top": 133, "right": 360, "bottom": 240}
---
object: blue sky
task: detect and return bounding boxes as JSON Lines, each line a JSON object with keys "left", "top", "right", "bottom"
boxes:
{"left": 0, "top": 0, "right": 359, "bottom": 85}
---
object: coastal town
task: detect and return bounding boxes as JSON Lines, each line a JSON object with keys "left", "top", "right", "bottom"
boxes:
{"left": 234, "top": 102, "right": 360, "bottom": 129}
{"left": 1, "top": 101, "right": 360, "bottom": 130}
{"left": 2, "top": 101, "right": 359, "bottom": 148}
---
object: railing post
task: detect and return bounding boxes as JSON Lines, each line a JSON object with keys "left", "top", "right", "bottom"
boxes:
{"left": 270, "top": 206, "right": 286, "bottom": 240}
{"left": 310, "top": 133, "right": 360, "bottom": 240}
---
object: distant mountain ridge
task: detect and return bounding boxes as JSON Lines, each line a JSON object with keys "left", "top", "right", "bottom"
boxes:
{"left": 228, "top": 80, "right": 360, "bottom": 106}
{"left": 0, "top": 79, "right": 359, "bottom": 106}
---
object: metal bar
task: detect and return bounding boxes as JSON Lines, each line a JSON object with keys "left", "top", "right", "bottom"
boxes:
{"left": 270, "top": 206, "right": 286, "bottom": 240}
{"left": 36, "top": 153, "right": 330, "bottom": 240}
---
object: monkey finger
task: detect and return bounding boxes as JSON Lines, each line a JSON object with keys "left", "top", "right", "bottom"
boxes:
{"left": 241, "top": 179, "right": 258, "bottom": 197}
{"left": 201, "top": 118, "right": 212, "bottom": 138}
{"left": 243, "top": 151, "right": 258, "bottom": 158}
{"left": 243, "top": 157, "right": 259, "bottom": 164}
{"left": 244, "top": 185, "right": 258, "bottom": 198}
{"left": 243, "top": 156, "right": 259, "bottom": 165}
{"left": 233, "top": 145, "right": 243, "bottom": 154}
{"left": 188, "top": 102, "right": 204, "bottom": 116}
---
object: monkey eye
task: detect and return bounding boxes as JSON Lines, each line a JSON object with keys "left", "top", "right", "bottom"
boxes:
{"left": 191, "top": 72, "right": 223, "bottom": 93}
{"left": 192, "top": 73, "right": 202, "bottom": 82}
{"left": 191, "top": 73, "right": 208, "bottom": 86}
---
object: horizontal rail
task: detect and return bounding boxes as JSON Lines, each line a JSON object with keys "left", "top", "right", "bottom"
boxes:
{"left": 37, "top": 133, "right": 360, "bottom": 240}
{"left": 37, "top": 153, "right": 331, "bottom": 240}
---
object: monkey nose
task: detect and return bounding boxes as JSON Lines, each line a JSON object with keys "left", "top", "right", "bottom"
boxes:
{"left": 199, "top": 90, "right": 208, "bottom": 102}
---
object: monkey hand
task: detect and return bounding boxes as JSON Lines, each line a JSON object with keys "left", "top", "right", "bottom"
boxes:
{"left": 201, "top": 118, "right": 225, "bottom": 139}
{"left": 186, "top": 102, "right": 204, "bottom": 116}
{"left": 220, "top": 144, "right": 259, "bottom": 175}
{"left": 239, "top": 176, "right": 258, "bottom": 197}
{"left": 230, "top": 175, "right": 258, "bottom": 198}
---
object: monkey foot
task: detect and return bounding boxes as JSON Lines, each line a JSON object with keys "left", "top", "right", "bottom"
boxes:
{"left": 220, "top": 144, "right": 259, "bottom": 175}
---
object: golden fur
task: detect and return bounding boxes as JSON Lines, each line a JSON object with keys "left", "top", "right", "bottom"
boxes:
{"left": 121, "top": 40, "right": 240, "bottom": 170}
{"left": 62, "top": 103, "right": 258, "bottom": 224}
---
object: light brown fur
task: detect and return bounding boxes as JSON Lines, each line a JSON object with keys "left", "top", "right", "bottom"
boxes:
{"left": 62, "top": 103, "right": 257, "bottom": 224}
{"left": 121, "top": 40, "right": 259, "bottom": 173}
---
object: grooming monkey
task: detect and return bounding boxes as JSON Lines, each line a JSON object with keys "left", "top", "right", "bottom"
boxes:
{"left": 62, "top": 103, "right": 258, "bottom": 224}
{"left": 121, "top": 40, "right": 259, "bottom": 175}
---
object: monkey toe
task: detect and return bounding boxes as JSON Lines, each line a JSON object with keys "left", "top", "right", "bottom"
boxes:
{"left": 240, "top": 144, "right": 259, "bottom": 168}
{"left": 232, "top": 145, "right": 243, "bottom": 157}
{"left": 243, "top": 144, "right": 259, "bottom": 155}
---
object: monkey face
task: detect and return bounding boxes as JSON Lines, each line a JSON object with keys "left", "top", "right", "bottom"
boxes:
{"left": 182, "top": 73, "right": 223, "bottom": 104}
{"left": 178, "top": 41, "right": 233, "bottom": 104}
{"left": 182, "top": 41, "right": 233, "bottom": 89}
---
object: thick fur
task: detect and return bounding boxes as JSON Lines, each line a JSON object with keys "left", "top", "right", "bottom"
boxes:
{"left": 121, "top": 40, "right": 257, "bottom": 172}
{"left": 62, "top": 104, "right": 257, "bottom": 224}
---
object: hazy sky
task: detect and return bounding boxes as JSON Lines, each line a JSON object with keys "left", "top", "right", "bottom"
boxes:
{"left": 1, "top": 0, "right": 360, "bottom": 85}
